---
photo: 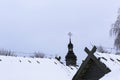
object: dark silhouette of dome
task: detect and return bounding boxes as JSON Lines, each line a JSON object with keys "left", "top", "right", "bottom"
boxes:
{"left": 68, "top": 40, "right": 73, "bottom": 48}
{"left": 65, "top": 34, "right": 77, "bottom": 66}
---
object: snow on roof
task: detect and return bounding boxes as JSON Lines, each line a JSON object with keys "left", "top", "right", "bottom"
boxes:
{"left": 94, "top": 52, "right": 120, "bottom": 80}
{"left": 0, "top": 56, "right": 77, "bottom": 80}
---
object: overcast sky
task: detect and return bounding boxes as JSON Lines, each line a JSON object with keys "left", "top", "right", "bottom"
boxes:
{"left": 0, "top": 0, "right": 120, "bottom": 64}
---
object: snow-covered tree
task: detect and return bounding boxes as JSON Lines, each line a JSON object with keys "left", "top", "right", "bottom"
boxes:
{"left": 110, "top": 8, "right": 120, "bottom": 50}
{"left": 97, "top": 46, "right": 108, "bottom": 53}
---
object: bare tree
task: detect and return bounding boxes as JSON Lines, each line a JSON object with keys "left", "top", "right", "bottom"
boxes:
{"left": 0, "top": 49, "right": 16, "bottom": 56}
{"left": 110, "top": 8, "right": 120, "bottom": 50}
{"left": 32, "top": 52, "right": 45, "bottom": 58}
{"left": 96, "top": 46, "right": 108, "bottom": 53}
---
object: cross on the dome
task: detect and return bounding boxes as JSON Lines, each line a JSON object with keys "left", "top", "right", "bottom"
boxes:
{"left": 68, "top": 32, "right": 72, "bottom": 38}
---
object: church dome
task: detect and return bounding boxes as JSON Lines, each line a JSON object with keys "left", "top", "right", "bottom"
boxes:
{"left": 68, "top": 41, "right": 73, "bottom": 48}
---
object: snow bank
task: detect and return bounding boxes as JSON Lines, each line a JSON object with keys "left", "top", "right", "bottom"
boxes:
{"left": 0, "top": 56, "right": 77, "bottom": 80}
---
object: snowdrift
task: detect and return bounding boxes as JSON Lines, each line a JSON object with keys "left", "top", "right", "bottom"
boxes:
{"left": 0, "top": 56, "right": 77, "bottom": 80}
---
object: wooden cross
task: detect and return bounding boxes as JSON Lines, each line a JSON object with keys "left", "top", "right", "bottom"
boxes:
{"left": 84, "top": 46, "right": 97, "bottom": 61}
{"left": 85, "top": 46, "right": 96, "bottom": 56}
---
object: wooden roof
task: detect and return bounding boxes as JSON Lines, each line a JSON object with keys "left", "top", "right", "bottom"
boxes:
{"left": 72, "top": 46, "right": 111, "bottom": 80}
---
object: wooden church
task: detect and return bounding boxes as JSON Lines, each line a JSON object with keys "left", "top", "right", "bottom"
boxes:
{"left": 65, "top": 32, "right": 77, "bottom": 66}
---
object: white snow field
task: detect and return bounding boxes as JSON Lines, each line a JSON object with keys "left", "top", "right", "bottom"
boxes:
{"left": 0, "top": 56, "right": 77, "bottom": 80}
{"left": 1, "top": 52, "right": 120, "bottom": 80}
{"left": 94, "top": 52, "right": 120, "bottom": 80}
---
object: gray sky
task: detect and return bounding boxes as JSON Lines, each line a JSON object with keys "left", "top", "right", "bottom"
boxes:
{"left": 0, "top": 0, "right": 120, "bottom": 64}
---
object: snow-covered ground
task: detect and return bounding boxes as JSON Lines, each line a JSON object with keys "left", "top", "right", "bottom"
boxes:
{"left": 94, "top": 52, "right": 120, "bottom": 80}
{"left": 1, "top": 52, "right": 120, "bottom": 80}
{"left": 0, "top": 56, "right": 77, "bottom": 80}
